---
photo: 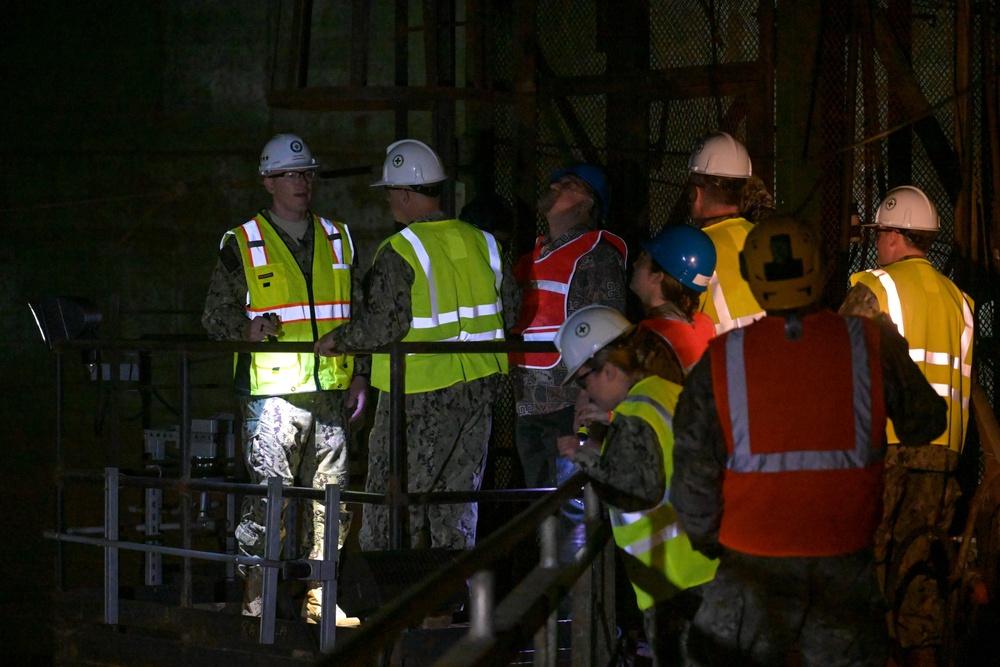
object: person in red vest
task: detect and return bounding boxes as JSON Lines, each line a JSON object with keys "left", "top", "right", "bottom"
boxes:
{"left": 670, "top": 214, "right": 947, "bottom": 666}
{"left": 629, "top": 224, "right": 718, "bottom": 383}
{"left": 509, "top": 164, "right": 627, "bottom": 555}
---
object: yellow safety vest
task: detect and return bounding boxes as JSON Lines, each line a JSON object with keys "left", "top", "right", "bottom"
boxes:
{"left": 225, "top": 213, "right": 354, "bottom": 395}
{"left": 851, "top": 257, "right": 974, "bottom": 451}
{"left": 699, "top": 217, "right": 765, "bottom": 334}
{"left": 370, "top": 219, "right": 507, "bottom": 393}
{"left": 608, "top": 376, "right": 718, "bottom": 610}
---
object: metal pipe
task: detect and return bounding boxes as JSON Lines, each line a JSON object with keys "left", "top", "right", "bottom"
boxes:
{"left": 104, "top": 467, "right": 120, "bottom": 625}
{"left": 319, "top": 483, "right": 341, "bottom": 654}
{"left": 388, "top": 341, "right": 408, "bottom": 550}
{"left": 180, "top": 351, "right": 192, "bottom": 607}
{"left": 259, "top": 477, "right": 283, "bottom": 644}
{"left": 55, "top": 351, "right": 65, "bottom": 592}
{"left": 468, "top": 570, "right": 495, "bottom": 640}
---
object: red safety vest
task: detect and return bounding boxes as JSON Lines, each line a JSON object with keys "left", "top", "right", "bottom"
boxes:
{"left": 710, "top": 310, "right": 887, "bottom": 557}
{"left": 511, "top": 230, "right": 627, "bottom": 368}
{"left": 639, "top": 312, "right": 715, "bottom": 374}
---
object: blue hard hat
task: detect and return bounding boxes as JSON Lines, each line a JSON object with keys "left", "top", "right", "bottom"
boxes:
{"left": 549, "top": 164, "right": 610, "bottom": 221}
{"left": 641, "top": 225, "right": 717, "bottom": 293}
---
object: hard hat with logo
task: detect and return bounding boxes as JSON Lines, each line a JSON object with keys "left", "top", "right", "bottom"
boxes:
{"left": 688, "top": 131, "right": 752, "bottom": 179}
{"left": 642, "top": 225, "right": 717, "bottom": 293}
{"left": 549, "top": 164, "right": 611, "bottom": 221}
{"left": 259, "top": 134, "right": 320, "bottom": 176}
{"left": 371, "top": 139, "right": 447, "bottom": 187}
{"left": 740, "top": 214, "right": 823, "bottom": 311}
{"left": 555, "top": 305, "right": 635, "bottom": 384}
{"left": 870, "top": 185, "right": 940, "bottom": 231}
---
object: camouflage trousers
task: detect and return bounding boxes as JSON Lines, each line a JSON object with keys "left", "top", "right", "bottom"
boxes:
{"left": 358, "top": 374, "right": 499, "bottom": 551}
{"left": 235, "top": 391, "right": 351, "bottom": 575}
{"left": 685, "top": 548, "right": 889, "bottom": 667}
{"left": 875, "top": 445, "right": 962, "bottom": 654}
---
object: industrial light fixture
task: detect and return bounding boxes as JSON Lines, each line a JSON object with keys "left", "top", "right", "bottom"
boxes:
{"left": 28, "top": 297, "right": 102, "bottom": 348}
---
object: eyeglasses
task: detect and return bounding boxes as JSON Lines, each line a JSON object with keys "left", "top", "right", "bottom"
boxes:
{"left": 574, "top": 368, "right": 595, "bottom": 389}
{"left": 553, "top": 177, "right": 591, "bottom": 197}
{"left": 268, "top": 171, "right": 316, "bottom": 182}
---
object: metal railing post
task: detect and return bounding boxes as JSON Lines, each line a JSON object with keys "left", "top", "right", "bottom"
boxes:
{"left": 535, "top": 514, "right": 559, "bottom": 667}
{"left": 319, "top": 483, "right": 341, "bottom": 653}
{"left": 388, "top": 342, "right": 408, "bottom": 550}
{"left": 180, "top": 351, "right": 193, "bottom": 608}
{"left": 259, "top": 477, "right": 283, "bottom": 644}
{"left": 468, "top": 570, "right": 495, "bottom": 640}
{"left": 104, "top": 467, "right": 120, "bottom": 625}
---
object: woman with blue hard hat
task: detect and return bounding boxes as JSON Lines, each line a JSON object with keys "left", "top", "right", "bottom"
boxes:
{"left": 629, "top": 224, "right": 719, "bottom": 381}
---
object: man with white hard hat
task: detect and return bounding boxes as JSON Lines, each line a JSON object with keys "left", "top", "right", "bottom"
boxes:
{"left": 840, "top": 185, "right": 975, "bottom": 666}
{"left": 316, "top": 139, "right": 516, "bottom": 554}
{"left": 686, "top": 131, "right": 774, "bottom": 334}
{"left": 202, "top": 133, "right": 366, "bottom": 626}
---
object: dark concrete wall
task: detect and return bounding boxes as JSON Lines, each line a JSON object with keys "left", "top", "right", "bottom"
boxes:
{"left": 2, "top": 3, "right": 411, "bottom": 660}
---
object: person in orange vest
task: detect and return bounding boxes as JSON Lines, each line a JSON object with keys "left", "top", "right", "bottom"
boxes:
{"left": 509, "top": 164, "right": 627, "bottom": 556}
{"left": 840, "top": 185, "right": 975, "bottom": 667}
{"left": 202, "top": 133, "right": 366, "bottom": 626}
{"left": 554, "top": 305, "right": 718, "bottom": 666}
{"left": 670, "top": 214, "right": 946, "bottom": 666}
{"left": 629, "top": 224, "right": 718, "bottom": 383}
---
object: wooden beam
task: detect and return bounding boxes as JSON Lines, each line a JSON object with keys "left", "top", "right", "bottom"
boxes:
{"left": 871, "top": 6, "right": 962, "bottom": 203}
{"left": 349, "top": 0, "right": 371, "bottom": 86}
{"left": 267, "top": 85, "right": 510, "bottom": 111}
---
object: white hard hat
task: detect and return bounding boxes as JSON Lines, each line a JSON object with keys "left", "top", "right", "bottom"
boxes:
{"left": 371, "top": 139, "right": 447, "bottom": 187}
{"left": 554, "top": 305, "right": 635, "bottom": 384}
{"left": 870, "top": 185, "right": 940, "bottom": 231}
{"left": 688, "top": 131, "right": 752, "bottom": 178}
{"left": 259, "top": 134, "right": 319, "bottom": 176}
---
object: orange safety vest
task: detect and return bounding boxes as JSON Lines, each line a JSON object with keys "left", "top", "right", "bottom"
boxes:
{"left": 639, "top": 312, "right": 715, "bottom": 374}
{"left": 710, "top": 311, "right": 887, "bottom": 557}
{"left": 511, "top": 230, "right": 627, "bottom": 368}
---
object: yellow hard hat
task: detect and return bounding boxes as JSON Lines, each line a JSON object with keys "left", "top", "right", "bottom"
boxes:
{"left": 740, "top": 214, "right": 824, "bottom": 311}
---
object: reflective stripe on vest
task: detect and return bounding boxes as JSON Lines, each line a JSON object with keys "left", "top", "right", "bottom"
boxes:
{"left": 699, "top": 217, "right": 765, "bottom": 334}
{"left": 512, "top": 230, "right": 627, "bottom": 368}
{"left": 868, "top": 268, "right": 973, "bottom": 409}
{"left": 856, "top": 261, "right": 974, "bottom": 450}
{"left": 223, "top": 214, "right": 354, "bottom": 394}
{"left": 370, "top": 220, "right": 507, "bottom": 393}
{"left": 724, "top": 317, "right": 879, "bottom": 472}
{"left": 606, "top": 379, "right": 718, "bottom": 604}
{"left": 712, "top": 312, "right": 887, "bottom": 556}
{"left": 399, "top": 226, "right": 504, "bottom": 340}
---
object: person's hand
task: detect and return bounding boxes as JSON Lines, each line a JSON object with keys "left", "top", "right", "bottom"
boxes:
{"left": 575, "top": 403, "right": 611, "bottom": 431}
{"left": 556, "top": 435, "right": 582, "bottom": 462}
{"left": 314, "top": 331, "right": 340, "bottom": 357}
{"left": 347, "top": 375, "right": 369, "bottom": 422}
{"left": 245, "top": 315, "right": 279, "bottom": 342}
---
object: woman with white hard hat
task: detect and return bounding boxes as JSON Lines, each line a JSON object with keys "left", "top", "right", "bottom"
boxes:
{"left": 553, "top": 305, "right": 717, "bottom": 666}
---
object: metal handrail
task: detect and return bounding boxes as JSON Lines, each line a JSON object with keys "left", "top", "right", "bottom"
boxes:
{"left": 47, "top": 336, "right": 618, "bottom": 663}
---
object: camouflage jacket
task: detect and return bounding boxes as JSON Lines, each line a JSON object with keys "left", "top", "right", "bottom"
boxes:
{"left": 574, "top": 414, "right": 665, "bottom": 512}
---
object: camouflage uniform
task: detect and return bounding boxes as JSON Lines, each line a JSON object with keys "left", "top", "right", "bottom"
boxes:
{"left": 325, "top": 211, "right": 514, "bottom": 551}
{"left": 670, "top": 314, "right": 948, "bottom": 666}
{"left": 202, "top": 211, "right": 365, "bottom": 608}
{"left": 842, "top": 284, "right": 962, "bottom": 658}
